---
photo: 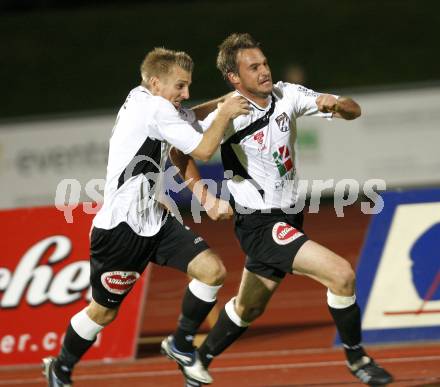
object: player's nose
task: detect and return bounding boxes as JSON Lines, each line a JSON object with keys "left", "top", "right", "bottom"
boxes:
{"left": 261, "top": 64, "right": 271, "bottom": 77}
{"left": 181, "top": 87, "right": 190, "bottom": 100}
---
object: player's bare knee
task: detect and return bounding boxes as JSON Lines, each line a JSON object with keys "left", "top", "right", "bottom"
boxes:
{"left": 94, "top": 308, "right": 118, "bottom": 326}
{"left": 188, "top": 251, "right": 226, "bottom": 285}
{"left": 87, "top": 303, "right": 119, "bottom": 326}
{"left": 332, "top": 261, "right": 355, "bottom": 295}
{"left": 204, "top": 259, "right": 226, "bottom": 285}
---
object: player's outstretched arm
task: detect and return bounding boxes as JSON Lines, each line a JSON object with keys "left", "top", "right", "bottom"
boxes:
{"left": 190, "top": 95, "right": 249, "bottom": 162}
{"left": 316, "top": 94, "right": 361, "bottom": 120}
{"left": 169, "top": 147, "right": 233, "bottom": 221}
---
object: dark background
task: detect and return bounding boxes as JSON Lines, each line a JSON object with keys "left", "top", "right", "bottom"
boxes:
{"left": 1, "top": 0, "right": 439, "bottom": 118}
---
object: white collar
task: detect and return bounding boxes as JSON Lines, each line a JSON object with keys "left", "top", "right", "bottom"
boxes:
{"left": 235, "top": 91, "right": 272, "bottom": 112}
{"left": 139, "top": 85, "right": 153, "bottom": 95}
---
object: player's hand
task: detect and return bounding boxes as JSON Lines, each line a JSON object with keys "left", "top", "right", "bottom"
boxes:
{"left": 219, "top": 91, "right": 235, "bottom": 102}
{"left": 205, "top": 197, "right": 233, "bottom": 221}
{"left": 316, "top": 94, "right": 339, "bottom": 114}
{"left": 218, "top": 95, "right": 250, "bottom": 119}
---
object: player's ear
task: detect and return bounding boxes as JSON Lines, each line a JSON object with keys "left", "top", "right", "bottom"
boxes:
{"left": 227, "top": 72, "right": 240, "bottom": 86}
{"left": 149, "top": 76, "right": 160, "bottom": 93}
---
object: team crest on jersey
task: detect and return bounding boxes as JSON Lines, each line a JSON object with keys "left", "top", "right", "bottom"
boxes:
{"left": 272, "top": 222, "right": 303, "bottom": 245}
{"left": 275, "top": 112, "right": 290, "bottom": 132}
{"left": 101, "top": 271, "right": 140, "bottom": 295}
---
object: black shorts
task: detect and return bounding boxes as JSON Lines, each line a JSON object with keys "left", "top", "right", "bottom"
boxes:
{"left": 90, "top": 213, "right": 209, "bottom": 308}
{"left": 234, "top": 210, "right": 308, "bottom": 281}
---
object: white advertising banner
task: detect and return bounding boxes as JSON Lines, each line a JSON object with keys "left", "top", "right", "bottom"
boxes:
{"left": 0, "top": 115, "right": 113, "bottom": 209}
{"left": 296, "top": 87, "right": 440, "bottom": 186}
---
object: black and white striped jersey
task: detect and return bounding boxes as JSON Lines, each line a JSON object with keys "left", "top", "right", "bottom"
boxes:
{"left": 93, "top": 86, "right": 202, "bottom": 236}
{"left": 201, "top": 81, "right": 334, "bottom": 210}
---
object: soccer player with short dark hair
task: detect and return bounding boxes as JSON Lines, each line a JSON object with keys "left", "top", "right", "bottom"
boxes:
{"left": 169, "top": 33, "right": 393, "bottom": 386}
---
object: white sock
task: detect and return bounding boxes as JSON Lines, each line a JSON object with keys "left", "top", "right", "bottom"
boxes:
{"left": 225, "top": 297, "right": 250, "bottom": 327}
{"left": 71, "top": 308, "right": 104, "bottom": 341}
{"left": 327, "top": 289, "right": 356, "bottom": 309}
{"left": 189, "top": 279, "right": 222, "bottom": 302}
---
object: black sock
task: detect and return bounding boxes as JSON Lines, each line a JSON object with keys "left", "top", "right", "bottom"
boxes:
{"left": 328, "top": 303, "right": 366, "bottom": 364}
{"left": 173, "top": 286, "right": 217, "bottom": 353}
{"left": 198, "top": 307, "right": 248, "bottom": 368}
{"left": 55, "top": 323, "right": 95, "bottom": 381}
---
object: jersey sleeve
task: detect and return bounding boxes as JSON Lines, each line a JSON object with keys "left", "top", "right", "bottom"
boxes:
{"left": 154, "top": 97, "right": 203, "bottom": 154}
{"left": 282, "top": 82, "right": 335, "bottom": 119}
{"left": 199, "top": 110, "right": 216, "bottom": 133}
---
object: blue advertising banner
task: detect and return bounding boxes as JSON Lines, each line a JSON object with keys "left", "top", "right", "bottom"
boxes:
{"left": 345, "top": 188, "right": 440, "bottom": 344}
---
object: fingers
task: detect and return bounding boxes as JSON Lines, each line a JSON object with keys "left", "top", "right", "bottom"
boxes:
{"left": 218, "top": 95, "right": 250, "bottom": 119}
{"left": 231, "top": 97, "right": 251, "bottom": 118}
{"left": 233, "top": 96, "right": 250, "bottom": 109}
{"left": 316, "top": 94, "right": 338, "bottom": 113}
{"left": 207, "top": 200, "right": 233, "bottom": 221}
{"left": 229, "top": 96, "right": 250, "bottom": 110}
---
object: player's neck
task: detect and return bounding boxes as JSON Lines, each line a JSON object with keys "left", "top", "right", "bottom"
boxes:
{"left": 236, "top": 89, "right": 270, "bottom": 109}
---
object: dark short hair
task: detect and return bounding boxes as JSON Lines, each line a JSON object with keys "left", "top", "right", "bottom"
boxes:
{"left": 217, "top": 33, "right": 260, "bottom": 80}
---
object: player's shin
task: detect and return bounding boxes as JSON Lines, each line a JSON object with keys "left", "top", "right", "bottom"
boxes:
{"left": 55, "top": 308, "right": 104, "bottom": 382}
{"left": 326, "top": 289, "right": 366, "bottom": 363}
{"left": 198, "top": 297, "right": 250, "bottom": 368}
{"left": 173, "top": 279, "right": 222, "bottom": 353}
{"left": 327, "top": 289, "right": 394, "bottom": 384}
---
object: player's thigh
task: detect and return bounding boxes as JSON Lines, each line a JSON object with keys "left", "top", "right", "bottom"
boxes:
{"left": 236, "top": 268, "right": 280, "bottom": 312}
{"left": 292, "top": 240, "right": 354, "bottom": 289}
{"left": 90, "top": 223, "right": 152, "bottom": 309}
{"left": 154, "top": 214, "right": 215, "bottom": 276}
{"left": 236, "top": 212, "right": 308, "bottom": 281}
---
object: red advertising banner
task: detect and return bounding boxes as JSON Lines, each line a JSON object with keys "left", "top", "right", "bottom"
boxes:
{"left": 0, "top": 205, "right": 149, "bottom": 365}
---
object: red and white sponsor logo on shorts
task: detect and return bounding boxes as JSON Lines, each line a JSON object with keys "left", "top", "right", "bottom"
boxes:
{"left": 272, "top": 222, "right": 303, "bottom": 245}
{"left": 101, "top": 271, "right": 140, "bottom": 295}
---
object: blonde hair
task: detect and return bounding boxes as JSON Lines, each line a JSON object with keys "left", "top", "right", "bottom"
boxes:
{"left": 140, "top": 47, "right": 194, "bottom": 83}
{"left": 217, "top": 33, "right": 260, "bottom": 80}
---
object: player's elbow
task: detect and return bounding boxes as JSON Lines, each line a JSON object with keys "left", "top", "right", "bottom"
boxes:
{"left": 169, "top": 146, "right": 190, "bottom": 168}
{"left": 169, "top": 146, "right": 180, "bottom": 163}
